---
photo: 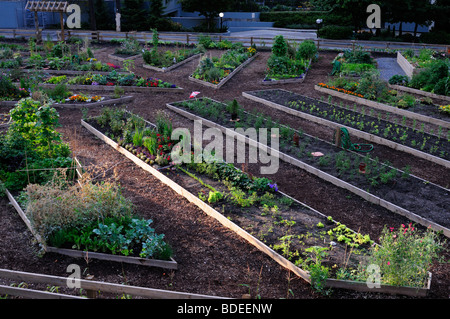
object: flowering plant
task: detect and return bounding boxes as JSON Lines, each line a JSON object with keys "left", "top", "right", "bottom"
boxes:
{"left": 317, "top": 82, "right": 365, "bottom": 98}
{"left": 438, "top": 104, "right": 450, "bottom": 115}
{"left": 355, "top": 224, "right": 445, "bottom": 288}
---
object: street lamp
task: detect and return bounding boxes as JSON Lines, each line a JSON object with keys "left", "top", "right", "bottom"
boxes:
{"left": 219, "top": 12, "right": 224, "bottom": 31}
{"left": 316, "top": 19, "right": 323, "bottom": 39}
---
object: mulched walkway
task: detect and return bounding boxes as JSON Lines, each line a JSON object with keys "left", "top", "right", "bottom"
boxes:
{"left": 0, "top": 43, "right": 448, "bottom": 301}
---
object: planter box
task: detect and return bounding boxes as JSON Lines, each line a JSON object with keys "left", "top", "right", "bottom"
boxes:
{"left": 21, "top": 69, "right": 129, "bottom": 76}
{"left": 81, "top": 117, "right": 432, "bottom": 297}
{"left": 1, "top": 96, "right": 135, "bottom": 109}
{"left": 108, "top": 53, "right": 141, "bottom": 62}
{"left": 37, "top": 83, "right": 184, "bottom": 93}
{"left": 166, "top": 101, "right": 450, "bottom": 239}
{"left": 51, "top": 95, "right": 135, "bottom": 109}
{"left": 325, "top": 273, "right": 432, "bottom": 297}
{"left": 142, "top": 53, "right": 202, "bottom": 73}
{"left": 262, "top": 60, "right": 311, "bottom": 85}
{"left": 188, "top": 53, "right": 259, "bottom": 89}
{"left": 315, "top": 85, "right": 450, "bottom": 129}
{"left": 397, "top": 51, "right": 420, "bottom": 78}
{"left": 388, "top": 83, "right": 450, "bottom": 103}
{"left": 5, "top": 161, "right": 177, "bottom": 270}
{"left": 245, "top": 89, "right": 450, "bottom": 169}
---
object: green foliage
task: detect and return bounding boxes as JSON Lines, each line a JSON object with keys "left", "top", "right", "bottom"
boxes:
{"left": 272, "top": 35, "right": 288, "bottom": 57}
{"left": 296, "top": 40, "right": 317, "bottom": 61}
{"left": 356, "top": 224, "right": 445, "bottom": 287}
{"left": 50, "top": 41, "right": 70, "bottom": 58}
{"left": 409, "top": 59, "right": 450, "bottom": 96}
{"left": 259, "top": 11, "right": 352, "bottom": 29}
{"left": 0, "top": 72, "right": 29, "bottom": 101}
{"left": 389, "top": 75, "right": 409, "bottom": 86}
{"left": 27, "top": 179, "right": 172, "bottom": 260}
{"left": 343, "top": 48, "right": 373, "bottom": 64}
{"left": 115, "top": 37, "right": 141, "bottom": 56}
{"left": 318, "top": 25, "right": 353, "bottom": 40}
{"left": 355, "top": 70, "right": 388, "bottom": 100}
{"left": 226, "top": 99, "right": 240, "bottom": 115}
{"left": 9, "top": 98, "right": 70, "bottom": 159}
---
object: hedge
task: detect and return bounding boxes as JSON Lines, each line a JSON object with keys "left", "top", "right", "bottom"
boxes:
{"left": 259, "top": 11, "right": 353, "bottom": 29}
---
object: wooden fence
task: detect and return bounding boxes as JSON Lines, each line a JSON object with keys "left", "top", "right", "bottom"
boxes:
{"left": 0, "top": 28, "right": 448, "bottom": 53}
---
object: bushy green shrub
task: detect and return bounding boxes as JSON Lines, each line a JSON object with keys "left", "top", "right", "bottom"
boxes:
{"left": 296, "top": 40, "right": 317, "bottom": 61}
{"left": 318, "top": 25, "right": 353, "bottom": 40}
{"left": 419, "top": 30, "right": 450, "bottom": 45}
{"left": 409, "top": 59, "right": 450, "bottom": 96}
{"left": 272, "top": 35, "right": 288, "bottom": 57}
{"left": 389, "top": 75, "right": 409, "bottom": 86}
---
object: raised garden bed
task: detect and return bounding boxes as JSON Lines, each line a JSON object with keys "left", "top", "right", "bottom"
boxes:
{"left": 108, "top": 53, "right": 141, "bottom": 62}
{"left": 388, "top": 83, "right": 450, "bottom": 103}
{"left": 243, "top": 89, "right": 450, "bottom": 169}
{"left": 80, "top": 110, "right": 436, "bottom": 297}
{"left": 262, "top": 60, "right": 311, "bottom": 85}
{"left": 397, "top": 51, "right": 420, "bottom": 78}
{"left": 6, "top": 188, "right": 178, "bottom": 270}
{"left": 143, "top": 53, "right": 203, "bottom": 73}
{"left": 330, "top": 50, "right": 376, "bottom": 78}
{"left": 38, "top": 83, "right": 183, "bottom": 93}
{"left": 315, "top": 84, "right": 450, "bottom": 129}
{"left": 37, "top": 72, "right": 183, "bottom": 93}
{"left": 0, "top": 95, "right": 134, "bottom": 109}
{"left": 21, "top": 68, "right": 128, "bottom": 76}
{"left": 165, "top": 97, "right": 450, "bottom": 238}
{"left": 189, "top": 51, "right": 259, "bottom": 89}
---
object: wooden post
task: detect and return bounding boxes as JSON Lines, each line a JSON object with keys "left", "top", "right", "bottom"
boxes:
{"left": 33, "top": 12, "right": 42, "bottom": 44}
{"left": 334, "top": 127, "right": 342, "bottom": 148}
{"left": 186, "top": 34, "right": 189, "bottom": 45}
{"left": 59, "top": 12, "right": 65, "bottom": 42}
{"left": 250, "top": 36, "right": 253, "bottom": 46}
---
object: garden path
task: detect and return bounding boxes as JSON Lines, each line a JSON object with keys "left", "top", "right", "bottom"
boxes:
{"left": 375, "top": 57, "right": 407, "bottom": 81}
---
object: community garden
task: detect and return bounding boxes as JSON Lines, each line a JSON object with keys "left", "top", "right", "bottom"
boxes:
{"left": 0, "top": 33, "right": 448, "bottom": 300}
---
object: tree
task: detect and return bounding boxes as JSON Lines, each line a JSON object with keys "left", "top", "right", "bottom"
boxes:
{"left": 121, "top": 0, "right": 149, "bottom": 31}
{"left": 178, "top": 0, "right": 235, "bottom": 31}
{"left": 95, "top": 0, "right": 114, "bottom": 30}
{"left": 430, "top": 0, "right": 450, "bottom": 32}
{"left": 88, "top": 0, "right": 97, "bottom": 30}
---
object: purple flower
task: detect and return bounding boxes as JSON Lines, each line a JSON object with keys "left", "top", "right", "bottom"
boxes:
{"left": 268, "top": 183, "right": 278, "bottom": 192}
{"left": 91, "top": 81, "right": 99, "bottom": 86}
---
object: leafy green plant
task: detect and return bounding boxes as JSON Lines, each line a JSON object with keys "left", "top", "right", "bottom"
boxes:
{"left": 356, "top": 224, "right": 445, "bottom": 287}
{"left": 296, "top": 40, "right": 317, "bottom": 61}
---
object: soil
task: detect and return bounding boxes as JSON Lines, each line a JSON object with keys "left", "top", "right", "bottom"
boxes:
{"left": 0, "top": 43, "right": 449, "bottom": 301}
{"left": 246, "top": 89, "right": 450, "bottom": 160}
{"left": 168, "top": 99, "right": 450, "bottom": 230}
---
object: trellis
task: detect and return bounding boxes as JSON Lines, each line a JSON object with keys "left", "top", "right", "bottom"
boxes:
{"left": 25, "top": 1, "right": 69, "bottom": 42}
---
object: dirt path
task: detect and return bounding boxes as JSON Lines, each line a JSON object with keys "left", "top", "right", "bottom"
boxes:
{"left": 0, "top": 45, "right": 448, "bottom": 300}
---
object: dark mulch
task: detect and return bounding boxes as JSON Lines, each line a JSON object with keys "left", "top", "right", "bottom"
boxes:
{"left": 0, "top": 45, "right": 448, "bottom": 302}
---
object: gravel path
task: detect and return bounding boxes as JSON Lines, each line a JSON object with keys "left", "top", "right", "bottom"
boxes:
{"left": 376, "top": 57, "right": 407, "bottom": 81}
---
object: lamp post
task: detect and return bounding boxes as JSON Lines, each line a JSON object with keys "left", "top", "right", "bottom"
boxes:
{"left": 316, "top": 18, "right": 322, "bottom": 39}
{"left": 219, "top": 12, "right": 224, "bottom": 31}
